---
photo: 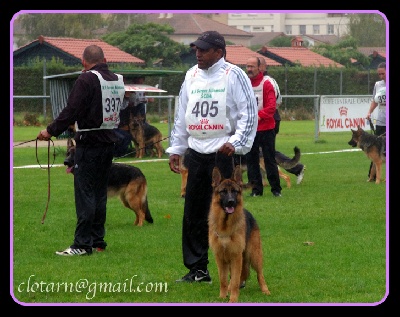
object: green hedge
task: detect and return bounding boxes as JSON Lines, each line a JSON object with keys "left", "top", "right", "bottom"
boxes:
{"left": 13, "top": 62, "right": 379, "bottom": 117}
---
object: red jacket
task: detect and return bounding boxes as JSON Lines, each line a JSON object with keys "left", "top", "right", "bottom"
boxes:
{"left": 250, "top": 72, "right": 276, "bottom": 131}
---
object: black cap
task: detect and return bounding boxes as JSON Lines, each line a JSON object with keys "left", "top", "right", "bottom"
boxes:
{"left": 190, "top": 31, "right": 226, "bottom": 50}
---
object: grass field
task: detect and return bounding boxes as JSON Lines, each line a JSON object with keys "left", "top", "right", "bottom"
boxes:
{"left": 11, "top": 120, "right": 388, "bottom": 306}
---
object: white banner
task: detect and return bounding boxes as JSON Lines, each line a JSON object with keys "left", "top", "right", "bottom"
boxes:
{"left": 319, "top": 95, "right": 375, "bottom": 132}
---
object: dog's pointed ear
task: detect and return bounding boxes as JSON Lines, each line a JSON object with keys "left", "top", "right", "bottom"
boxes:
{"left": 212, "top": 167, "right": 222, "bottom": 188}
{"left": 233, "top": 165, "right": 243, "bottom": 185}
{"left": 67, "top": 137, "right": 74, "bottom": 148}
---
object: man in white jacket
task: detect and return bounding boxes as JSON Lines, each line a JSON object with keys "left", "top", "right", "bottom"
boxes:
{"left": 166, "top": 31, "right": 258, "bottom": 283}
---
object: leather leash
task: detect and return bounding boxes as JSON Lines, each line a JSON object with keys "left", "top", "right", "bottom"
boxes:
{"left": 34, "top": 138, "right": 55, "bottom": 224}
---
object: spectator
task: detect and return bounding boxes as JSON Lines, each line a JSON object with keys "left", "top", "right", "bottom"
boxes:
{"left": 259, "top": 56, "right": 306, "bottom": 184}
{"left": 113, "top": 90, "right": 135, "bottom": 157}
{"left": 132, "top": 76, "right": 154, "bottom": 122}
{"left": 245, "top": 56, "right": 282, "bottom": 197}
{"left": 166, "top": 31, "right": 257, "bottom": 283}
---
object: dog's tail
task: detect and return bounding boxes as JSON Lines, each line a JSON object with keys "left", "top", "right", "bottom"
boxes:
{"left": 144, "top": 198, "right": 154, "bottom": 224}
{"left": 276, "top": 146, "right": 301, "bottom": 170}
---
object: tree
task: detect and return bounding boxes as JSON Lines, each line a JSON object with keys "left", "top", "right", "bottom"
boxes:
{"left": 105, "top": 14, "right": 147, "bottom": 32}
{"left": 311, "top": 37, "right": 371, "bottom": 69}
{"left": 101, "top": 23, "right": 189, "bottom": 67}
{"left": 269, "top": 36, "right": 295, "bottom": 47}
{"left": 17, "top": 14, "right": 104, "bottom": 45}
{"left": 347, "top": 14, "right": 386, "bottom": 47}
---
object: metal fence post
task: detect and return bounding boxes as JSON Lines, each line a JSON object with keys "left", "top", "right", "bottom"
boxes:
{"left": 314, "top": 96, "right": 320, "bottom": 142}
{"left": 43, "top": 59, "right": 47, "bottom": 120}
{"left": 167, "top": 96, "right": 172, "bottom": 146}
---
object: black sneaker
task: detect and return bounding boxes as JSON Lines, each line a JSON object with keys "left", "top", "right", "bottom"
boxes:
{"left": 272, "top": 191, "right": 282, "bottom": 197}
{"left": 176, "top": 269, "right": 212, "bottom": 283}
{"left": 249, "top": 191, "right": 262, "bottom": 197}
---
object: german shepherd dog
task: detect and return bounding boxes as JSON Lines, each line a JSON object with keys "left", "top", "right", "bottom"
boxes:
{"left": 239, "top": 146, "right": 301, "bottom": 189}
{"left": 179, "top": 146, "right": 300, "bottom": 198}
{"left": 348, "top": 126, "right": 386, "bottom": 184}
{"left": 179, "top": 150, "right": 189, "bottom": 198}
{"left": 64, "top": 138, "right": 154, "bottom": 226}
{"left": 208, "top": 166, "right": 271, "bottom": 303}
{"left": 129, "top": 115, "right": 164, "bottom": 159}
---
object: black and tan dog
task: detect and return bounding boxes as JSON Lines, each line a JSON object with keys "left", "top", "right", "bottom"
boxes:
{"left": 64, "top": 138, "right": 154, "bottom": 226}
{"left": 238, "top": 146, "right": 301, "bottom": 189}
{"left": 208, "top": 166, "right": 271, "bottom": 303}
{"left": 348, "top": 126, "right": 386, "bottom": 184}
{"left": 179, "top": 147, "right": 300, "bottom": 198}
{"left": 129, "top": 115, "right": 164, "bottom": 159}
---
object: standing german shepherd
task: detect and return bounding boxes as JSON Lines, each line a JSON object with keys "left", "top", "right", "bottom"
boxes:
{"left": 348, "top": 126, "right": 386, "bottom": 184}
{"left": 129, "top": 115, "right": 164, "bottom": 159}
{"left": 208, "top": 166, "right": 271, "bottom": 303}
{"left": 64, "top": 138, "right": 154, "bottom": 226}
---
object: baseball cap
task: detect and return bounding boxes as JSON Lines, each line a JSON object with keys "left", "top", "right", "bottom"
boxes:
{"left": 190, "top": 31, "right": 226, "bottom": 50}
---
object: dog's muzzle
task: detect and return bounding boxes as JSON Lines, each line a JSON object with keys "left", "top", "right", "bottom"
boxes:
{"left": 64, "top": 157, "right": 74, "bottom": 174}
{"left": 348, "top": 139, "right": 357, "bottom": 147}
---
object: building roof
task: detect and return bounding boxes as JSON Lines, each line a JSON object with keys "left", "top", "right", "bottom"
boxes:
{"left": 249, "top": 32, "right": 287, "bottom": 47}
{"left": 226, "top": 45, "right": 280, "bottom": 67}
{"left": 259, "top": 46, "right": 344, "bottom": 68}
{"left": 301, "top": 34, "right": 341, "bottom": 46}
{"left": 144, "top": 13, "right": 252, "bottom": 38}
{"left": 14, "top": 35, "right": 145, "bottom": 65}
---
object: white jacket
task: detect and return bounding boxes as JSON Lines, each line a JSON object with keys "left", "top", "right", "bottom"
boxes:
{"left": 166, "top": 58, "right": 258, "bottom": 155}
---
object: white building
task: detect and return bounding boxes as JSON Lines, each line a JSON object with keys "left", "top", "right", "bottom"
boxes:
{"left": 210, "top": 13, "right": 351, "bottom": 38}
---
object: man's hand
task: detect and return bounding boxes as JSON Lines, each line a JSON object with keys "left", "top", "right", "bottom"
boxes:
{"left": 218, "top": 142, "right": 235, "bottom": 156}
{"left": 37, "top": 129, "right": 52, "bottom": 141}
{"left": 169, "top": 154, "right": 181, "bottom": 174}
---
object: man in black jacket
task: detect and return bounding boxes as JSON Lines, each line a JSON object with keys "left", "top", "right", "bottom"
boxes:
{"left": 37, "top": 45, "right": 125, "bottom": 256}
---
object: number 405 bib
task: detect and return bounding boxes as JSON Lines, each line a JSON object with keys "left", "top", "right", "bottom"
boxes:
{"left": 185, "top": 69, "right": 229, "bottom": 139}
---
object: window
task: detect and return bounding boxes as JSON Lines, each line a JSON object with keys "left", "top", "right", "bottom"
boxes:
{"left": 285, "top": 25, "right": 292, "bottom": 35}
{"left": 313, "top": 25, "right": 320, "bottom": 35}
{"left": 243, "top": 25, "right": 251, "bottom": 32}
{"left": 253, "top": 26, "right": 265, "bottom": 32}
{"left": 300, "top": 25, "right": 306, "bottom": 35}
{"left": 327, "top": 24, "right": 334, "bottom": 35}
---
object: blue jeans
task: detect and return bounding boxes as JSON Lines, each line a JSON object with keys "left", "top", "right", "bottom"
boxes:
{"left": 113, "top": 129, "right": 132, "bottom": 157}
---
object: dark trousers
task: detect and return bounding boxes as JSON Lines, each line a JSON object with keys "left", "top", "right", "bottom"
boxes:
{"left": 368, "top": 125, "right": 386, "bottom": 178}
{"left": 246, "top": 129, "right": 281, "bottom": 195}
{"left": 73, "top": 145, "right": 114, "bottom": 250}
{"left": 182, "top": 148, "right": 234, "bottom": 271}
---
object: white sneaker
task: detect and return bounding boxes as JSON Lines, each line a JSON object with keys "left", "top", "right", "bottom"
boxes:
{"left": 55, "top": 247, "right": 90, "bottom": 256}
{"left": 297, "top": 166, "right": 306, "bottom": 185}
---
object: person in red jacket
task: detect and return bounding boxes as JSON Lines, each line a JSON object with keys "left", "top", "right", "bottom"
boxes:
{"left": 245, "top": 56, "right": 282, "bottom": 197}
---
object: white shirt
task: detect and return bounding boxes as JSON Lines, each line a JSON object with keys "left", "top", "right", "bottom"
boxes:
{"left": 372, "top": 79, "right": 386, "bottom": 126}
{"left": 166, "top": 58, "right": 258, "bottom": 155}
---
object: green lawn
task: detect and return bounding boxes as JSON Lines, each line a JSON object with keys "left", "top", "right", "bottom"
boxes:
{"left": 11, "top": 120, "right": 387, "bottom": 306}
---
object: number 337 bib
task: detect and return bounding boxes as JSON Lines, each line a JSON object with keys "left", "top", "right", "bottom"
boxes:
{"left": 185, "top": 69, "right": 228, "bottom": 139}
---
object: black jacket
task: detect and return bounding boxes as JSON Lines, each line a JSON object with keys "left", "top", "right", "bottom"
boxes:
{"left": 47, "top": 63, "right": 121, "bottom": 147}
